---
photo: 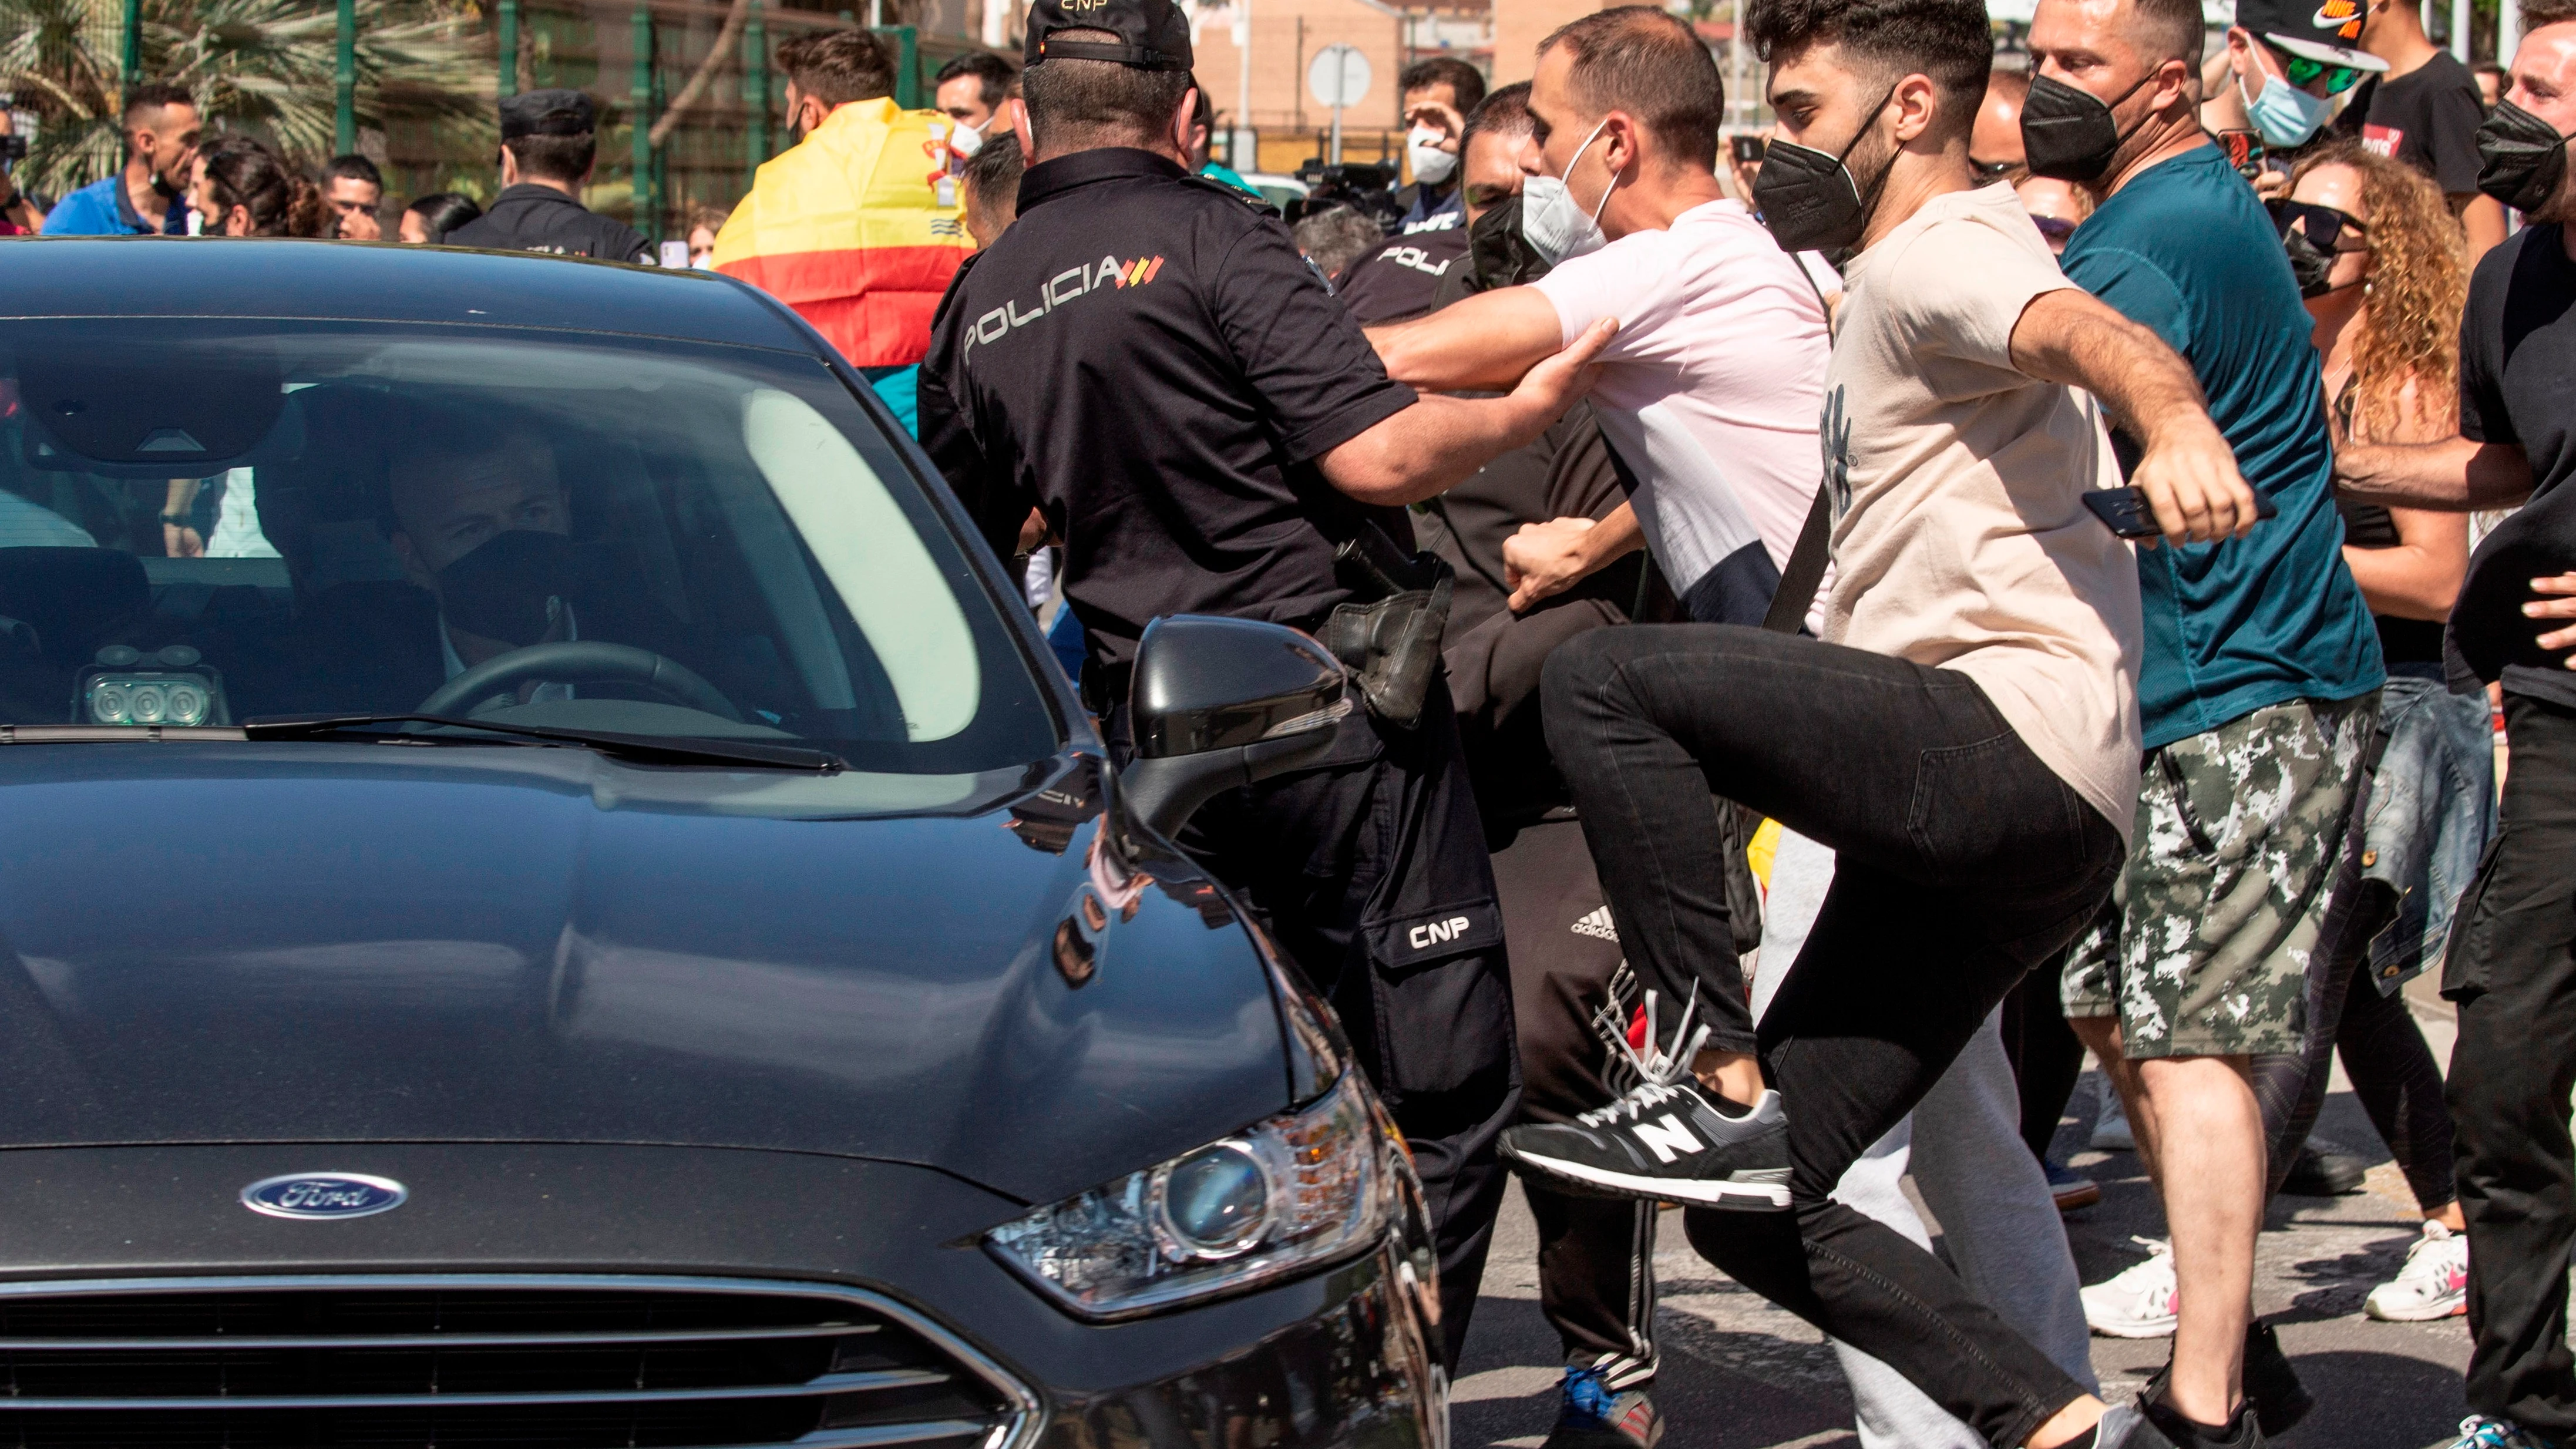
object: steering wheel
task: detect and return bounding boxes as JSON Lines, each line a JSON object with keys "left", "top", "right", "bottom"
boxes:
{"left": 418, "top": 641, "right": 745, "bottom": 724}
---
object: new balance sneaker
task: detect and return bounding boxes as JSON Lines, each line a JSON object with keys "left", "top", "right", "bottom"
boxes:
{"left": 1508, "top": 987, "right": 1793, "bottom": 1210}
{"left": 2140, "top": 1320, "right": 2312, "bottom": 1437}
{"left": 2048, "top": 1158, "right": 2103, "bottom": 1211}
{"left": 1502, "top": 1077, "right": 1792, "bottom": 1209}
{"left": 2093, "top": 1088, "right": 2138, "bottom": 1151}
{"left": 1540, "top": 1367, "right": 1664, "bottom": 1449}
{"left": 2083, "top": 1237, "right": 2178, "bottom": 1337}
{"left": 2433, "top": 1417, "right": 2562, "bottom": 1449}
{"left": 2368, "top": 1219, "right": 2470, "bottom": 1322}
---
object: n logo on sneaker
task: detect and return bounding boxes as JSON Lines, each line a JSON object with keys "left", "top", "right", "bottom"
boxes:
{"left": 1633, "top": 1115, "right": 1702, "bottom": 1164}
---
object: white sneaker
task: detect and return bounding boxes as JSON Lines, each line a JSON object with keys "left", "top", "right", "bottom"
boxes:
{"left": 2367, "top": 1219, "right": 2469, "bottom": 1322}
{"left": 2091, "top": 1087, "right": 2137, "bottom": 1151}
{"left": 2083, "top": 1236, "right": 2178, "bottom": 1337}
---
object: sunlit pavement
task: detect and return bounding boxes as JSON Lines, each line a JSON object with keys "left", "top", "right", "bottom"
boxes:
{"left": 1454, "top": 979, "right": 2480, "bottom": 1448}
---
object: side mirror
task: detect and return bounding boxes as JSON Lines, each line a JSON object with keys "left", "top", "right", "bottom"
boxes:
{"left": 1119, "top": 614, "right": 1352, "bottom": 843}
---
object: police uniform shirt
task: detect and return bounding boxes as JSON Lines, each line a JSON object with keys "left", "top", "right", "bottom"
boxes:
{"left": 919, "top": 147, "right": 1418, "bottom": 668}
{"left": 1333, "top": 224, "right": 1471, "bottom": 326}
{"left": 445, "top": 183, "right": 652, "bottom": 263}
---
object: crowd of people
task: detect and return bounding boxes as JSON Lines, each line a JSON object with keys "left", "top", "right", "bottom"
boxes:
{"left": 12, "top": 1, "right": 2576, "bottom": 1445}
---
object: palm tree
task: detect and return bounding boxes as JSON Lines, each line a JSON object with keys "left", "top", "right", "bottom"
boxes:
{"left": 0, "top": 0, "right": 488, "bottom": 203}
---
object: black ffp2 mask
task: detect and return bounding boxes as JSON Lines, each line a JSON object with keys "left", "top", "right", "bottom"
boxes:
{"left": 1468, "top": 196, "right": 1551, "bottom": 290}
{"left": 1751, "top": 91, "right": 1896, "bottom": 255}
{"left": 2020, "top": 72, "right": 2155, "bottom": 183}
{"left": 2477, "top": 99, "right": 2576, "bottom": 213}
{"left": 2281, "top": 227, "right": 2337, "bottom": 298}
{"left": 436, "top": 529, "right": 583, "bottom": 647}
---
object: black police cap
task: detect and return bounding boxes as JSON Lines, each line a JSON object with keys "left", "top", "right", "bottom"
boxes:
{"left": 1023, "top": 0, "right": 1192, "bottom": 72}
{"left": 500, "top": 88, "right": 598, "bottom": 140}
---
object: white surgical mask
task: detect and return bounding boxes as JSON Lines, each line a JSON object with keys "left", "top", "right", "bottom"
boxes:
{"left": 1521, "top": 117, "right": 1616, "bottom": 264}
{"left": 2239, "top": 69, "right": 2335, "bottom": 149}
{"left": 1407, "top": 125, "right": 1458, "bottom": 186}
{"left": 952, "top": 120, "right": 987, "bottom": 159}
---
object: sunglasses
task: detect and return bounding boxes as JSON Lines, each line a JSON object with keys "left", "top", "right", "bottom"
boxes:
{"left": 2031, "top": 214, "right": 2078, "bottom": 241}
{"left": 2266, "top": 197, "right": 2369, "bottom": 250}
{"left": 2270, "top": 46, "right": 2369, "bottom": 96}
{"left": 1973, "top": 157, "right": 2017, "bottom": 179}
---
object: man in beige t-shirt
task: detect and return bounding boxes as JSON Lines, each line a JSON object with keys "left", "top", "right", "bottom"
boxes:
{"left": 1494, "top": 0, "right": 2261, "bottom": 1444}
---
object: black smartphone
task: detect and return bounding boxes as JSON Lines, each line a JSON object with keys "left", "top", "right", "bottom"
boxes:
{"left": 1730, "top": 135, "right": 1767, "bottom": 164}
{"left": 2084, "top": 485, "right": 2278, "bottom": 540}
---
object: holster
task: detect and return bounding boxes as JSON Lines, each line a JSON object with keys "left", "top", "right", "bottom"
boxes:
{"left": 1323, "top": 526, "right": 1454, "bottom": 731}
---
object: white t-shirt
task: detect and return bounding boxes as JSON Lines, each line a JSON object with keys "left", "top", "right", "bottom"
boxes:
{"left": 1531, "top": 199, "right": 1831, "bottom": 616}
{"left": 1822, "top": 183, "right": 2144, "bottom": 837}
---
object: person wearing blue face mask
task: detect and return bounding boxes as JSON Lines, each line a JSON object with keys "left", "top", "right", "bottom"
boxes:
{"left": 2219, "top": 0, "right": 2385, "bottom": 153}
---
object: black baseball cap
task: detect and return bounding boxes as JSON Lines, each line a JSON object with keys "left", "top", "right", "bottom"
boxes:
{"left": 2232, "top": 0, "right": 2388, "bottom": 73}
{"left": 500, "top": 89, "right": 598, "bottom": 140}
{"left": 1023, "top": 0, "right": 1192, "bottom": 72}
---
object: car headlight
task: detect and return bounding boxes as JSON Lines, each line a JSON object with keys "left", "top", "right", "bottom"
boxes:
{"left": 985, "top": 1069, "right": 1397, "bottom": 1319}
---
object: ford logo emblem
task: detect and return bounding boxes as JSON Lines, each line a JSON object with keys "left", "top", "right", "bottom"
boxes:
{"left": 240, "top": 1172, "right": 408, "bottom": 1221}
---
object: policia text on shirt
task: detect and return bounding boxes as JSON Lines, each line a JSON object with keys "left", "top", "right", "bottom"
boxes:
{"left": 916, "top": 0, "right": 1610, "bottom": 1373}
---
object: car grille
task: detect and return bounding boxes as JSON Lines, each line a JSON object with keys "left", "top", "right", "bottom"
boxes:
{"left": 0, "top": 1275, "right": 1037, "bottom": 1449}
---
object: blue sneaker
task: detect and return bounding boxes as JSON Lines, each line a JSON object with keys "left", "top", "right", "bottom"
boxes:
{"left": 2436, "top": 1417, "right": 2562, "bottom": 1449}
{"left": 2047, "top": 1158, "right": 2102, "bottom": 1211}
{"left": 1541, "top": 1366, "right": 1664, "bottom": 1449}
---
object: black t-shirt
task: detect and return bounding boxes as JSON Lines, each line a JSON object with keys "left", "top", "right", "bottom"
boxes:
{"left": 2333, "top": 51, "right": 2486, "bottom": 197}
{"left": 2335, "top": 496, "right": 2448, "bottom": 665}
{"left": 2451, "top": 223, "right": 2576, "bottom": 703}
{"left": 918, "top": 148, "right": 1417, "bottom": 669}
{"left": 444, "top": 184, "right": 653, "bottom": 264}
{"left": 1333, "top": 226, "right": 1472, "bottom": 325}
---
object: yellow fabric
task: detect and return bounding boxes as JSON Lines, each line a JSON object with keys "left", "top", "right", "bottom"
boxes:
{"left": 711, "top": 97, "right": 970, "bottom": 264}
{"left": 1747, "top": 817, "right": 1781, "bottom": 890}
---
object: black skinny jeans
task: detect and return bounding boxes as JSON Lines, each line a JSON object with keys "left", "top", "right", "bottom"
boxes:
{"left": 1543, "top": 625, "right": 2123, "bottom": 1448}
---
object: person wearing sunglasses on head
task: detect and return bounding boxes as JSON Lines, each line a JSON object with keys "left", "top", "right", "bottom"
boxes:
{"left": 2191, "top": 0, "right": 2388, "bottom": 197}
{"left": 2325, "top": 0, "right": 2508, "bottom": 263}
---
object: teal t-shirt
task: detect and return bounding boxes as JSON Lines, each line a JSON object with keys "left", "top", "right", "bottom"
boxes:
{"left": 2059, "top": 144, "right": 2382, "bottom": 748}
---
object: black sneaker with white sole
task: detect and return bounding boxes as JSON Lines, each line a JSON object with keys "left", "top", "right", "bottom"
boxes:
{"left": 1501, "top": 1077, "right": 1793, "bottom": 1210}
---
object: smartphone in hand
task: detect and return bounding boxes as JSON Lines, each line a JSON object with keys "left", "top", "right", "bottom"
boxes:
{"left": 2083, "top": 485, "right": 2277, "bottom": 540}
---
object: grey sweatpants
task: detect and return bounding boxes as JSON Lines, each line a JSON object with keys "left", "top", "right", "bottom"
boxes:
{"left": 1754, "top": 828, "right": 2098, "bottom": 1447}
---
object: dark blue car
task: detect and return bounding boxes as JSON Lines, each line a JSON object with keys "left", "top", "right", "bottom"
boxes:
{"left": 0, "top": 237, "right": 1441, "bottom": 1448}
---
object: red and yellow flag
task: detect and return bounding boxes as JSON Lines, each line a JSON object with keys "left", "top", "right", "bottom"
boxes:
{"left": 713, "top": 97, "right": 974, "bottom": 368}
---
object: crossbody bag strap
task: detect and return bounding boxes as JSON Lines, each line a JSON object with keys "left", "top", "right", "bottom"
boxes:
{"left": 1761, "top": 483, "right": 1834, "bottom": 635}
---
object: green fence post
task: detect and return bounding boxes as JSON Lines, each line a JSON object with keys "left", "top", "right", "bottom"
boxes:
{"left": 334, "top": 0, "right": 357, "bottom": 154}
{"left": 498, "top": 0, "right": 519, "bottom": 99}
{"left": 120, "top": 0, "right": 140, "bottom": 90}
{"left": 632, "top": 1, "right": 655, "bottom": 243}
{"left": 745, "top": 0, "right": 768, "bottom": 179}
{"left": 876, "top": 25, "right": 917, "bottom": 108}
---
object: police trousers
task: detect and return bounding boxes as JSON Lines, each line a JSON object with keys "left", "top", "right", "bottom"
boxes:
{"left": 1164, "top": 682, "right": 1520, "bottom": 1373}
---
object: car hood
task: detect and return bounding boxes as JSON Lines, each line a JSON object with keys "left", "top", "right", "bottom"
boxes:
{"left": 0, "top": 742, "right": 1292, "bottom": 1208}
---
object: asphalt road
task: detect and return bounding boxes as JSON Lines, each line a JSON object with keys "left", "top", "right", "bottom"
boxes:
{"left": 1452, "top": 979, "right": 2479, "bottom": 1449}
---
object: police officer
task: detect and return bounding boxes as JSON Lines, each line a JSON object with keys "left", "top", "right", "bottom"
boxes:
{"left": 444, "top": 90, "right": 651, "bottom": 263}
{"left": 916, "top": 0, "right": 1609, "bottom": 1371}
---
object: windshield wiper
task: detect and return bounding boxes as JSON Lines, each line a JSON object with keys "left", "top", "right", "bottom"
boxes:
{"left": 239, "top": 713, "right": 845, "bottom": 774}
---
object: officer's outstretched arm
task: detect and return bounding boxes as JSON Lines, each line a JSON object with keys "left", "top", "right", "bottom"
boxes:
{"left": 1323, "top": 318, "right": 1618, "bottom": 507}
{"left": 1366, "top": 286, "right": 1568, "bottom": 393}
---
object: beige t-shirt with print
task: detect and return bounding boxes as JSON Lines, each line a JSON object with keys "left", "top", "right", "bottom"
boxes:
{"left": 1820, "top": 182, "right": 2144, "bottom": 839}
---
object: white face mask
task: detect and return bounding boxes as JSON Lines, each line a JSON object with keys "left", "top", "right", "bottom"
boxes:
{"left": 951, "top": 120, "right": 987, "bottom": 159}
{"left": 1521, "top": 117, "right": 1616, "bottom": 264}
{"left": 1407, "top": 125, "right": 1458, "bottom": 186}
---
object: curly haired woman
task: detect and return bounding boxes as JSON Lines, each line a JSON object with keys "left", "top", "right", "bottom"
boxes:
{"left": 2262, "top": 137, "right": 2491, "bottom": 1323}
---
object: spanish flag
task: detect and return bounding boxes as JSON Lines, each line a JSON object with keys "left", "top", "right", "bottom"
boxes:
{"left": 712, "top": 97, "right": 974, "bottom": 368}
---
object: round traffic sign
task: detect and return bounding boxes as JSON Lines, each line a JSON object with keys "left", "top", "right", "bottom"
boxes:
{"left": 1306, "top": 44, "right": 1371, "bottom": 110}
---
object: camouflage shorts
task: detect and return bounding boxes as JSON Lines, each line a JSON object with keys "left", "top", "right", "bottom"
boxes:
{"left": 2060, "top": 692, "right": 2379, "bottom": 1059}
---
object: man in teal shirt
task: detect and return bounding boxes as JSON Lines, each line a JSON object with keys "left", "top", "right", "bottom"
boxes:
{"left": 2029, "top": 0, "right": 2385, "bottom": 1441}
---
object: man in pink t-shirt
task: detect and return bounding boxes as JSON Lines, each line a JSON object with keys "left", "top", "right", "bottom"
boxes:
{"left": 1369, "top": 22, "right": 1832, "bottom": 633}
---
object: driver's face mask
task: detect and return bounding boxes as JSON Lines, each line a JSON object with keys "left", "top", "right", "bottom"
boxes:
{"left": 435, "top": 529, "right": 582, "bottom": 647}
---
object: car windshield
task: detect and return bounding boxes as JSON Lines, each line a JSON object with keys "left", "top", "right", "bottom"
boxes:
{"left": 0, "top": 320, "right": 1057, "bottom": 774}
